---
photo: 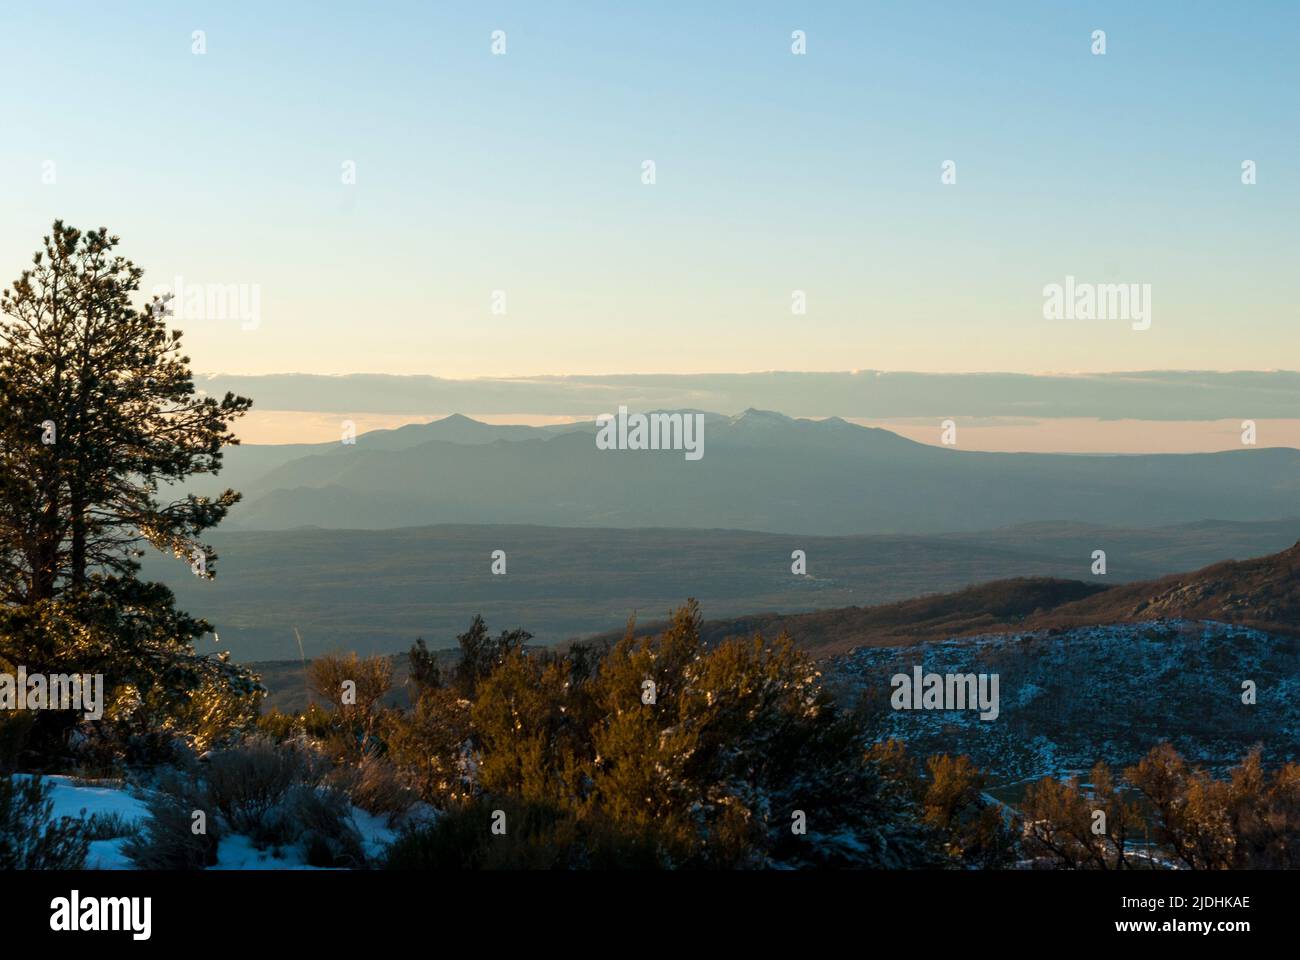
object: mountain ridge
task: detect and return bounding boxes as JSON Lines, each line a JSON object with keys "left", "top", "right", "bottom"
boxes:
{"left": 205, "top": 412, "right": 1300, "bottom": 534}
{"left": 585, "top": 540, "right": 1300, "bottom": 658}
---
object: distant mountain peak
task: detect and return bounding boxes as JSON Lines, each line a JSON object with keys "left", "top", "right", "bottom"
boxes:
{"left": 729, "top": 408, "right": 793, "bottom": 425}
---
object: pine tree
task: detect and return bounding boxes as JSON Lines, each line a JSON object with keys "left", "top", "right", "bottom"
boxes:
{"left": 0, "top": 222, "right": 258, "bottom": 755}
{"left": 0, "top": 221, "right": 250, "bottom": 599}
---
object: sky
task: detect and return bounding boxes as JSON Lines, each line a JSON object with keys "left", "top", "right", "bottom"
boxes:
{"left": 1, "top": 1, "right": 1297, "bottom": 378}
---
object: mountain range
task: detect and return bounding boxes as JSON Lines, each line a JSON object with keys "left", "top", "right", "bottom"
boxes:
{"left": 192, "top": 411, "right": 1300, "bottom": 535}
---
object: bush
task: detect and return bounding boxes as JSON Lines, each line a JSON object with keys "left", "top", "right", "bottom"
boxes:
{"left": 308, "top": 654, "right": 392, "bottom": 758}
{"left": 580, "top": 604, "right": 935, "bottom": 867}
{"left": 382, "top": 802, "right": 493, "bottom": 870}
{"left": 256, "top": 709, "right": 301, "bottom": 742}
{"left": 203, "top": 737, "right": 322, "bottom": 840}
{"left": 125, "top": 750, "right": 369, "bottom": 868}
{"left": 122, "top": 772, "right": 220, "bottom": 870}
{"left": 922, "top": 754, "right": 1019, "bottom": 869}
{"left": 1125, "top": 744, "right": 1300, "bottom": 870}
{"left": 332, "top": 754, "right": 416, "bottom": 823}
{"left": 286, "top": 785, "right": 367, "bottom": 868}
{"left": 257, "top": 705, "right": 336, "bottom": 743}
{"left": 379, "top": 798, "right": 573, "bottom": 869}
{"left": 451, "top": 616, "right": 532, "bottom": 699}
{"left": 0, "top": 775, "right": 90, "bottom": 869}
{"left": 378, "top": 605, "right": 943, "bottom": 869}
{"left": 83, "top": 809, "right": 141, "bottom": 842}
{"left": 385, "top": 687, "right": 473, "bottom": 806}
{"left": 380, "top": 797, "right": 668, "bottom": 870}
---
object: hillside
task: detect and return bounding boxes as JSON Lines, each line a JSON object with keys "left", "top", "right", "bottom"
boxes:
{"left": 1029, "top": 541, "right": 1300, "bottom": 637}
{"left": 834, "top": 620, "right": 1300, "bottom": 785}
{"left": 595, "top": 540, "right": 1300, "bottom": 658}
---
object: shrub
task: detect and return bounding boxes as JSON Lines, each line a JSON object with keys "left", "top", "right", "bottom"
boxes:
{"left": 1124, "top": 744, "right": 1300, "bottom": 870}
{"left": 582, "top": 604, "right": 935, "bottom": 868}
{"left": 380, "top": 797, "right": 668, "bottom": 870}
{"left": 83, "top": 809, "right": 141, "bottom": 842}
{"left": 451, "top": 616, "right": 532, "bottom": 699}
{"left": 308, "top": 654, "right": 393, "bottom": 758}
{"left": 381, "top": 605, "right": 943, "bottom": 869}
{"left": 921, "top": 754, "right": 1019, "bottom": 869}
{"left": 382, "top": 802, "right": 490, "bottom": 870}
{"left": 122, "top": 772, "right": 220, "bottom": 870}
{"left": 407, "top": 638, "right": 443, "bottom": 697}
{"left": 286, "top": 785, "right": 367, "bottom": 868}
{"left": 380, "top": 798, "right": 569, "bottom": 869}
{"left": 333, "top": 754, "right": 416, "bottom": 823}
{"left": 385, "top": 687, "right": 473, "bottom": 805}
{"left": 256, "top": 709, "right": 301, "bottom": 742}
{"left": 0, "top": 775, "right": 90, "bottom": 869}
{"left": 257, "top": 705, "right": 336, "bottom": 743}
{"left": 203, "top": 737, "right": 322, "bottom": 839}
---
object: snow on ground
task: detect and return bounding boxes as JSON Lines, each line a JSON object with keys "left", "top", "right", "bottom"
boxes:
{"left": 210, "top": 806, "right": 399, "bottom": 869}
{"left": 351, "top": 806, "right": 400, "bottom": 861}
{"left": 17, "top": 774, "right": 151, "bottom": 868}
{"left": 18, "top": 773, "right": 402, "bottom": 870}
{"left": 35, "top": 774, "right": 151, "bottom": 824}
{"left": 832, "top": 618, "right": 1300, "bottom": 785}
{"left": 211, "top": 833, "right": 320, "bottom": 870}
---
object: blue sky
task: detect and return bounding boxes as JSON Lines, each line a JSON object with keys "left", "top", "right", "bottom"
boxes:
{"left": 0, "top": 1, "right": 1296, "bottom": 377}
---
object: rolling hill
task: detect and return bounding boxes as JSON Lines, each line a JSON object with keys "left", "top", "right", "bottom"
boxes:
{"left": 589, "top": 539, "right": 1300, "bottom": 658}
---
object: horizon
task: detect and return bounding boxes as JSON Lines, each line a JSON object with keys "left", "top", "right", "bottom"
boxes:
{"left": 198, "top": 365, "right": 1299, "bottom": 377}
{"left": 190, "top": 368, "right": 1300, "bottom": 448}
{"left": 232, "top": 407, "right": 1300, "bottom": 453}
